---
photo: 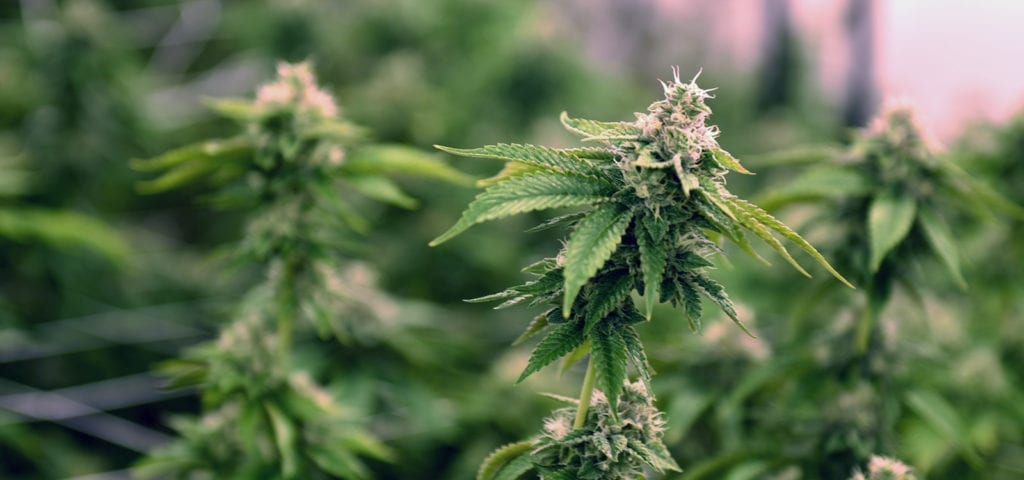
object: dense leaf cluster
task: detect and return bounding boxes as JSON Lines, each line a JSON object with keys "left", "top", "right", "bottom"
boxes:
{"left": 435, "top": 69, "right": 848, "bottom": 407}
{"left": 482, "top": 381, "right": 677, "bottom": 480}
{"left": 763, "top": 104, "right": 1024, "bottom": 291}
{"left": 435, "top": 69, "right": 849, "bottom": 478}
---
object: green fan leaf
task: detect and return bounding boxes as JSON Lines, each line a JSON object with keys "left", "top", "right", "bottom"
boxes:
{"left": 516, "top": 321, "right": 586, "bottom": 384}
{"left": 512, "top": 313, "right": 551, "bottom": 346}
{"left": 710, "top": 147, "right": 753, "bottom": 175}
{"left": 917, "top": 208, "right": 966, "bottom": 289}
{"left": 621, "top": 325, "right": 652, "bottom": 381}
{"left": 525, "top": 211, "right": 587, "bottom": 233}
{"left": 590, "top": 323, "right": 627, "bottom": 418}
{"left": 690, "top": 273, "right": 753, "bottom": 337}
{"left": 728, "top": 197, "right": 854, "bottom": 288}
{"left": 562, "top": 203, "right": 634, "bottom": 317}
{"left": 478, "top": 441, "right": 536, "bottom": 480}
{"left": 436, "top": 143, "right": 604, "bottom": 178}
{"left": 493, "top": 454, "right": 535, "bottom": 480}
{"left": 675, "top": 279, "right": 704, "bottom": 332}
{"left": 560, "top": 111, "right": 642, "bottom": 139}
{"left": 431, "top": 172, "right": 614, "bottom": 246}
{"left": 559, "top": 342, "right": 591, "bottom": 375}
{"left": 868, "top": 192, "right": 918, "bottom": 273}
{"left": 729, "top": 202, "right": 812, "bottom": 278}
{"left": 637, "top": 222, "right": 668, "bottom": 319}
{"left": 646, "top": 438, "right": 682, "bottom": 472}
{"left": 582, "top": 273, "right": 634, "bottom": 334}
{"left": 557, "top": 147, "right": 617, "bottom": 160}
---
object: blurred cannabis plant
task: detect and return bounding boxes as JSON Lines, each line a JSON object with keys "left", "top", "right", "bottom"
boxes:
{"left": 433, "top": 68, "right": 849, "bottom": 479}
{"left": 0, "top": 137, "right": 128, "bottom": 327}
{"left": 762, "top": 103, "right": 1024, "bottom": 349}
{"left": 133, "top": 62, "right": 467, "bottom": 479}
{"left": 686, "top": 103, "right": 1024, "bottom": 478}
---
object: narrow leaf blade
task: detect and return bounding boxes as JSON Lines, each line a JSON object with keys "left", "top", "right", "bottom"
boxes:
{"left": 868, "top": 192, "right": 918, "bottom": 273}
{"left": 436, "top": 143, "right": 603, "bottom": 177}
{"left": 917, "top": 208, "right": 966, "bottom": 289}
{"left": 512, "top": 313, "right": 551, "bottom": 346}
{"left": 711, "top": 147, "right": 753, "bottom": 175}
{"left": 431, "top": 172, "right": 614, "bottom": 246}
{"left": 560, "top": 111, "right": 641, "bottom": 139}
{"left": 729, "top": 197, "right": 854, "bottom": 288}
{"left": 637, "top": 223, "right": 668, "bottom": 320}
{"left": 590, "top": 324, "right": 627, "bottom": 417}
{"left": 516, "top": 321, "right": 585, "bottom": 383}
{"left": 562, "top": 203, "right": 634, "bottom": 317}
{"left": 478, "top": 441, "right": 535, "bottom": 480}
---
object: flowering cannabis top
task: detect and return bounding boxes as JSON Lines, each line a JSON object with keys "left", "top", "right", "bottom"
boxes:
{"left": 763, "top": 103, "right": 1024, "bottom": 291}
{"left": 434, "top": 69, "right": 849, "bottom": 479}
{"left": 531, "top": 381, "right": 678, "bottom": 479}
{"left": 135, "top": 62, "right": 467, "bottom": 342}
{"left": 435, "top": 68, "right": 849, "bottom": 404}
{"left": 135, "top": 62, "right": 465, "bottom": 480}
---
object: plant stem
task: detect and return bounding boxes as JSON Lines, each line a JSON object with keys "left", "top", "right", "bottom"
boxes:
{"left": 573, "top": 352, "right": 597, "bottom": 430}
{"left": 277, "top": 257, "right": 298, "bottom": 368}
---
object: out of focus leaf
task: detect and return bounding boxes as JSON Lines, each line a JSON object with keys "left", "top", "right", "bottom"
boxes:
{"left": 867, "top": 192, "right": 917, "bottom": 272}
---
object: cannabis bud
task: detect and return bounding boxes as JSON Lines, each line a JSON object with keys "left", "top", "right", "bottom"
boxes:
{"left": 849, "top": 455, "right": 917, "bottom": 480}
{"left": 532, "top": 381, "right": 679, "bottom": 479}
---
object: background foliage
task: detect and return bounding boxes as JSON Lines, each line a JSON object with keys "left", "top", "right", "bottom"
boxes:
{"left": 1, "top": 1, "right": 1022, "bottom": 479}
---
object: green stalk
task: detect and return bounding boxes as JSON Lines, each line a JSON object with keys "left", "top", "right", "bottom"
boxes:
{"left": 573, "top": 351, "right": 597, "bottom": 430}
{"left": 277, "top": 257, "right": 298, "bottom": 368}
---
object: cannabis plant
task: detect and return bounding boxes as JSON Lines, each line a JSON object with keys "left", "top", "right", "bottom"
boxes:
{"left": 133, "top": 62, "right": 466, "bottom": 479}
{"left": 671, "top": 103, "right": 1024, "bottom": 478}
{"left": 432, "top": 68, "right": 849, "bottom": 479}
{"left": 761, "top": 103, "right": 1024, "bottom": 349}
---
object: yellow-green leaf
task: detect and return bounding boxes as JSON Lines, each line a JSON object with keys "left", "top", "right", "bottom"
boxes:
{"left": 710, "top": 147, "right": 753, "bottom": 175}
